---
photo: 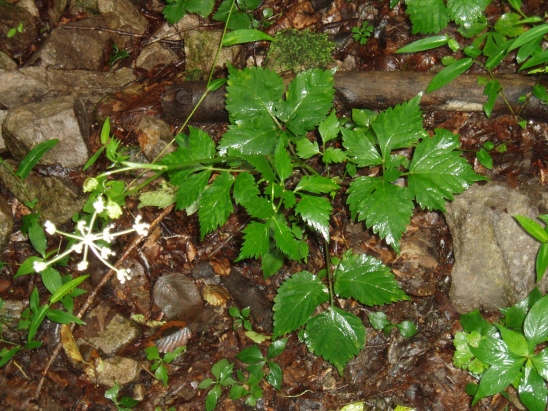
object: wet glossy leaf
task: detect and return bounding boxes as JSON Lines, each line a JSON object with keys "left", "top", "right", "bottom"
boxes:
{"left": 211, "top": 358, "right": 234, "bottom": 383}
{"left": 520, "top": 49, "right": 548, "bottom": 71}
{"left": 304, "top": 307, "right": 366, "bottom": 375}
{"left": 495, "top": 324, "right": 530, "bottom": 357}
{"left": 524, "top": 294, "right": 548, "bottom": 345}
{"left": 295, "top": 138, "right": 320, "bottom": 159}
{"left": 294, "top": 175, "right": 340, "bottom": 194}
{"left": 396, "top": 320, "right": 418, "bottom": 338}
{"left": 219, "top": 120, "right": 280, "bottom": 156}
{"left": 205, "top": 385, "right": 221, "bottom": 411}
{"left": 237, "top": 221, "right": 270, "bottom": 261}
{"left": 153, "top": 273, "right": 203, "bottom": 322}
{"left": 519, "top": 365, "right": 547, "bottom": 411}
{"left": 536, "top": 243, "right": 548, "bottom": 282}
{"left": 341, "top": 128, "right": 382, "bottom": 167}
{"left": 509, "top": 24, "right": 548, "bottom": 52}
{"left": 397, "top": 35, "right": 448, "bottom": 53}
{"left": 16, "top": 139, "right": 59, "bottom": 180}
{"left": 335, "top": 253, "right": 409, "bottom": 305}
{"left": 295, "top": 194, "right": 332, "bottom": 240}
{"left": 104, "top": 383, "right": 120, "bottom": 402}
{"left": 531, "top": 348, "right": 548, "bottom": 380}
{"left": 266, "top": 361, "right": 282, "bottom": 390}
{"left": 267, "top": 337, "right": 288, "bottom": 359}
{"left": 272, "top": 271, "right": 329, "bottom": 339}
{"left": 273, "top": 141, "right": 292, "bottom": 181}
{"left": 271, "top": 214, "right": 302, "bottom": 260}
{"left": 472, "top": 361, "right": 525, "bottom": 405}
{"left": 222, "top": 29, "right": 274, "bottom": 46}
{"left": 446, "top": 0, "right": 490, "bottom": 29}
{"left": 368, "top": 312, "right": 391, "bottom": 329}
{"left": 408, "top": 129, "right": 487, "bottom": 212}
{"left": 199, "top": 172, "right": 235, "bottom": 238}
{"left": 515, "top": 215, "right": 548, "bottom": 243}
{"left": 476, "top": 148, "right": 493, "bottom": 169}
{"left": 40, "top": 267, "right": 62, "bottom": 295}
{"left": 318, "top": 110, "right": 340, "bottom": 144}
{"left": 406, "top": 0, "right": 449, "bottom": 34}
{"left": 237, "top": 346, "right": 264, "bottom": 364}
{"left": 501, "top": 288, "right": 542, "bottom": 330}
{"left": 494, "top": 13, "right": 525, "bottom": 37}
{"left": 426, "top": 58, "right": 473, "bottom": 93}
{"left": 46, "top": 309, "right": 85, "bottom": 325}
{"left": 470, "top": 336, "right": 524, "bottom": 366}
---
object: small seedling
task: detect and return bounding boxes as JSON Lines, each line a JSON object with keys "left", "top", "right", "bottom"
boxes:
{"left": 198, "top": 358, "right": 237, "bottom": 411}
{"left": 105, "top": 383, "right": 140, "bottom": 411}
{"left": 7, "top": 22, "right": 23, "bottom": 38}
{"left": 229, "top": 306, "right": 251, "bottom": 330}
{"left": 145, "top": 345, "right": 186, "bottom": 386}
{"left": 475, "top": 141, "right": 507, "bottom": 170}
{"left": 368, "top": 311, "right": 417, "bottom": 338}
{"left": 109, "top": 44, "right": 129, "bottom": 66}
{"left": 351, "top": 21, "right": 374, "bottom": 45}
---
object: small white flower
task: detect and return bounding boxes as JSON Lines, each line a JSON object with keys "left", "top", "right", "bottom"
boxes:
{"left": 71, "top": 243, "right": 83, "bottom": 253}
{"left": 83, "top": 178, "right": 99, "bottom": 193}
{"left": 77, "top": 260, "right": 88, "bottom": 271}
{"left": 133, "top": 215, "right": 150, "bottom": 236}
{"left": 77, "top": 220, "right": 87, "bottom": 234}
{"left": 33, "top": 261, "right": 48, "bottom": 272}
{"left": 102, "top": 226, "right": 114, "bottom": 243}
{"left": 100, "top": 246, "right": 113, "bottom": 259}
{"left": 116, "top": 268, "right": 131, "bottom": 284}
{"left": 44, "top": 221, "right": 56, "bottom": 235}
{"left": 106, "top": 201, "right": 122, "bottom": 219}
{"left": 93, "top": 196, "right": 105, "bottom": 213}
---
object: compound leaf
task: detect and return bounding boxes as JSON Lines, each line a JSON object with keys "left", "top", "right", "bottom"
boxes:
{"left": 318, "top": 110, "right": 340, "bottom": 144}
{"left": 274, "top": 141, "right": 292, "bottom": 181}
{"left": 295, "top": 138, "right": 321, "bottom": 159}
{"left": 347, "top": 177, "right": 414, "bottom": 253}
{"left": 272, "top": 271, "right": 329, "bottom": 339}
{"left": 175, "top": 170, "right": 211, "bottom": 211}
{"left": 334, "top": 253, "right": 409, "bottom": 305}
{"left": 304, "top": 307, "right": 366, "bottom": 375}
{"left": 446, "top": 0, "right": 491, "bottom": 29}
{"left": 277, "top": 69, "right": 335, "bottom": 136}
{"left": 295, "top": 194, "right": 332, "bottom": 241}
{"left": 371, "top": 95, "right": 426, "bottom": 160}
{"left": 341, "top": 128, "right": 382, "bottom": 167}
{"left": 218, "top": 119, "right": 280, "bottom": 156}
{"left": 236, "top": 221, "right": 270, "bottom": 261}
{"left": 405, "top": 0, "right": 450, "bottom": 34}
{"left": 295, "top": 175, "right": 340, "bottom": 194}
{"left": 271, "top": 214, "right": 302, "bottom": 260}
{"left": 408, "top": 129, "right": 487, "bottom": 212}
{"left": 199, "top": 172, "right": 234, "bottom": 239}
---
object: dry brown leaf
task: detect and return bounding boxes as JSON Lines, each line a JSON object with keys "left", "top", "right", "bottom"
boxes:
{"left": 60, "top": 324, "right": 86, "bottom": 364}
{"left": 202, "top": 284, "right": 230, "bottom": 306}
{"left": 211, "top": 257, "right": 231, "bottom": 276}
{"left": 153, "top": 273, "right": 203, "bottom": 322}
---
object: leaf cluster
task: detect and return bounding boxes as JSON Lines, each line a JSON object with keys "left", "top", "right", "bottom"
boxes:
{"left": 453, "top": 288, "right": 548, "bottom": 410}
{"left": 351, "top": 21, "right": 374, "bottom": 45}
{"left": 368, "top": 311, "right": 418, "bottom": 338}
{"left": 145, "top": 345, "right": 186, "bottom": 386}
{"left": 273, "top": 251, "right": 410, "bottom": 374}
{"left": 105, "top": 383, "right": 140, "bottom": 411}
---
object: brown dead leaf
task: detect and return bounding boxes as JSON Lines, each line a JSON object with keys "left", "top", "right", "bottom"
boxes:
{"left": 202, "top": 283, "right": 231, "bottom": 306}
{"left": 60, "top": 324, "right": 86, "bottom": 364}
{"left": 186, "top": 240, "right": 197, "bottom": 262}
{"left": 211, "top": 257, "right": 231, "bottom": 276}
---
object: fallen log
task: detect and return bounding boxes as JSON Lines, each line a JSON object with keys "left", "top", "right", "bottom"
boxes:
{"left": 161, "top": 71, "right": 548, "bottom": 124}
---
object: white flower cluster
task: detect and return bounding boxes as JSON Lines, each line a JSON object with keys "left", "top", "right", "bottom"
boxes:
{"left": 33, "top": 195, "right": 150, "bottom": 284}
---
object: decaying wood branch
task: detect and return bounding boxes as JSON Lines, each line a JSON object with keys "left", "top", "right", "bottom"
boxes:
{"left": 161, "top": 71, "right": 548, "bottom": 124}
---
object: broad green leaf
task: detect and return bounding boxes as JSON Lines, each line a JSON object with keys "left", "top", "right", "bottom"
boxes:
{"left": 476, "top": 148, "right": 493, "bottom": 169}
{"left": 295, "top": 138, "right": 321, "bottom": 159}
{"left": 266, "top": 361, "right": 282, "bottom": 390}
{"left": 46, "top": 309, "right": 85, "bottom": 325}
{"left": 509, "top": 24, "right": 548, "bottom": 52}
{"left": 408, "top": 129, "right": 487, "bottom": 212}
{"left": 182, "top": 0, "right": 214, "bottom": 16}
{"left": 351, "top": 108, "right": 377, "bottom": 127}
{"left": 28, "top": 303, "right": 49, "bottom": 343}
{"left": 347, "top": 177, "right": 414, "bottom": 252}
{"left": 199, "top": 172, "right": 235, "bottom": 238}
{"left": 404, "top": 0, "right": 449, "bottom": 34}
{"left": 341, "top": 128, "right": 382, "bottom": 167}
{"left": 501, "top": 288, "right": 543, "bottom": 330}
{"left": 218, "top": 120, "right": 280, "bottom": 155}
{"left": 211, "top": 358, "right": 234, "bottom": 381}
{"left": 519, "top": 365, "right": 547, "bottom": 411}
{"left": 236, "top": 346, "right": 264, "bottom": 364}
{"left": 508, "top": 0, "right": 521, "bottom": 12}
{"left": 272, "top": 271, "right": 329, "bottom": 338}
{"left": 516, "top": 35, "right": 542, "bottom": 64}
{"left": 472, "top": 361, "right": 525, "bottom": 405}
{"left": 41, "top": 267, "right": 62, "bottom": 295}
{"left": 396, "top": 321, "right": 418, "bottom": 338}
{"left": 16, "top": 139, "right": 59, "bottom": 180}
{"left": 277, "top": 69, "right": 335, "bottom": 136}
{"left": 225, "top": 66, "right": 284, "bottom": 123}
{"left": 295, "top": 194, "right": 332, "bottom": 240}
{"left": 261, "top": 250, "right": 284, "bottom": 278}
{"left": 371, "top": 95, "right": 426, "bottom": 160}
{"left": 187, "top": 126, "right": 216, "bottom": 160}
{"left": 482, "top": 79, "right": 501, "bottom": 118}
{"left": 271, "top": 214, "right": 302, "bottom": 260}
{"left": 515, "top": 215, "right": 548, "bottom": 243}
{"left": 233, "top": 172, "right": 260, "bottom": 204}
{"left": 334, "top": 253, "right": 409, "bottom": 305}
{"left": 532, "top": 85, "right": 548, "bottom": 103}
{"left": 368, "top": 312, "right": 391, "bottom": 330}
{"left": 446, "top": 0, "right": 491, "bottom": 29}
{"left": 495, "top": 324, "right": 530, "bottom": 357}
{"left": 28, "top": 217, "right": 46, "bottom": 257}
{"left": 397, "top": 35, "right": 448, "bottom": 53}
{"left": 163, "top": 346, "right": 185, "bottom": 363}
{"left": 469, "top": 336, "right": 523, "bottom": 366}
{"left": 213, "top": 0, "right": 253, "bottom": 30}
{"left": 50, "top": 275, "right": 89, "bottom": 304}
{"left": 205, "top": 385, "right": 221, "bottom": 411}
{"left": 318, "top": 110, "right": 340, "bottom": 144}
{"left": 304, "top": 307, "right": 366, "bottom": 375}
{"left": 198, "top": 378, "right": 215, "bottom": 389}
{"left": 145, "top": 346, "right": 161, "bottom": 361}
{"left": 322, "top": 148, "right": 347, "bottom": 164}
{"left": 531, "top": 347, "right": 548, "bottom": 380}
{"left": 104, "top": 383, "right": 120, "bottom": 402}
{"left": 536, "top": 243, "right": 548, "bottom": 282}
{"left": 460, "top": 309, "right": 497, "bottom": 336}
{"left": 273, "top": 141, "right": 292, "bottom": 181}
{"left": 294, "top": 175, "right": 340, "bottom": 194}
{"left": 426, "top": 58, "right": 473, "bottom": 93}
{"left": 267, "top": 337, "right": 288, "bottom": 359}
{"left": 222, "top": 29, "right": 274, "bottom": 46}
{"left": 484, "top": 40, "right": 512, "bottom": 70}
{"left": 163, "top": 1, "right": 186, "bottom": 24}
{"left": 524, "top": 294, "right": 548, "bottom": 345}
{"left": 175, "top": 170, "right": 211, "bottom": 211}
{"left": 494, "top": 13, "right": 525, "bottom": 37}
{"left": 240, "top": 155, "right": 276, "bottom": 183}
{"left": 520, "top": 49, "right": 548, "bottom": 71}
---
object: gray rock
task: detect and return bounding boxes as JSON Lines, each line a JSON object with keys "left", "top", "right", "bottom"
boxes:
{"left": 136, "top": 116, "right": 175, "bottom": 161}
{"left": 88, "top": 313, "right": 140, "bottom": 355}
{"left": 0, "top": 67, "right": 49, "bottom": 108}
{"left": 84, "top": 356, "right": 141, "bottom": 386}
{"left": 98, "top": 0, "right": 148, "bottom": 49}
{"left": 0, "top": 195, "right": 13, "bottom": 253}
{"left": 0, "top": 160, "right": 85, "bottom": 225}
{"left": 26, "top": 16, "right": 111, "bottom": 70}
{"left": 69, "top": 0, "right": 99, "bottom": 15}
{"left": 184, "top": 30, "right": 242, "bottom": 74}
{"left": 3, "top": 95, "right": 89, "bottom": 168}
{"left": 136, "top": 42, "right": 179, "bottom": 71}
{"left": 48, "top": 0, "right": 68, "bottom": 25}
{"left": 0, "top": 52, "right": 17, "bottom": 71}
{"left": 446, "top": 182, "right": 544, "bottom": 313}
{"left": 0, "top": 110, "right": 7, "bottom": 152}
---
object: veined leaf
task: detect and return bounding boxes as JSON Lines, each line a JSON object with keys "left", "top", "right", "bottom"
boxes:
{"left": 509, "top": 24, "right": 548, "bottom": 52}
{"left": 334, "top": 253, "right": 409, "bottom": 305}
{"left": 519, "top": 365, "right": 547, "bottom": 411}
{"left": 295, "top": 194, "right": 332, "bottom": 241}
{"left": 408, "top": 129, "right": 487, "bottom": 212}
{"left": 218, "top": 120, "right": 280, "bottom": 156}
{"left": 236, "top": 221, "right": 270, "bottom": 261}
{"left": 294, "top": 175, "right": 340, "bottom": 194}
{"left": 520, "top": 49, "right": 548, "bottom": 71}
{"left": 16, "top": 139, "right": 59, "bottom": 180}
{"left": 397, "top": 35, "right": 448, "bottom": 53}
{"left": 472, "top": 361, "right": 525, "bottom": 406}
{"left": 494, "top": 13, "right": 525, "bottom": 37}
{"left": 295, "top": 138, "right": 321, "bottom": 159}
{"left": 233, "top": 172, "right": 260, "bottom": 204}
{"left": 198, "top": 172, "right": 235, "bottom": 239}
{"left": 175, "top": 170, "right": 211, "bottom": 211}
{"left": 470, "top": 336, "right": 524, "bottom": 366}
{"left": 50, "top": 275, "right": 89, "bottom": 304}
{"left": 341, "top": 128, "right": 382, "bottom": 167}
{"left": 272, "top": 271, "right": 329, "bottom": 338}
{"left": 495, "top": 324, "right": 530, "bottom": 357}
{"left": 524, "top": 294, "right": 548, "bottom": 346}
{"left": 318, "top": 110, "right": 340, "bottom": 144}
{"left": 46, "top": 309, "right": 85, "bottom": 325}
{"left": 274, "top": 141, "right": 292, "bottom": 181}
{"left": 371, "top": 95, "right": 426, "bottom": 160}
{"left": 404, "top": 0, "right": 449, "bottom": 34}
{"left": 531, "top": 348, "right": 548, "bottom": 381}
{"left": 271, "top": 214, "right": 302, "bottom": 260}
{"left": 222, "top": 29, "right": 274, "bottom": 46}
{"left": 277, "top": 69, "right": 335, "bottom": 136}
{"left": 323, "top": 148, "right": 347, "bottom": 164}
{"left": 536, "top": 243, "right": 548, "bottom": 282}
{"left": 225, "top": 66, "right": 284, "bottom": 123}
{"left": 426, "top": 58, "right": 473, "bottom": 93}
{"left": 186, "top": 126, "right": 216, "bottom": 160}
{"left": 240, "top": 155, "right": 276, "bottom": 183}
{"left": 304, "top": 307, "right": 366, "bottom": 375}
{"left": 41, "top": 267, "right": 62, "bottom": 295}
{"left": 347, "top": 177, "right": 414, "bottom": 253}
{"left": 446, "top": 0, "right": 491, "bottom": 29}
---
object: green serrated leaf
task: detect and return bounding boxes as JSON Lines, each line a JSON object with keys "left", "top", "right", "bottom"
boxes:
{"left": 233, "top": 172, "right": 260, "bottom": 203}
{"left": 404, "top": 0, "right": 449, "bottom": 34}
{"left": 295, "top": 194, "right": 332, "bottom": 241}
{"left": 218, "top": 119, "right": 280, "bottom": 156}
{"left": 271, "top": 214, "right": 302, "bottom": 260}
{"left": 524, "top": 294, "right": 548, "bottom": 346}
{"left": 277, "top": 69, "right": 335, "bottom": 136}
{"left": 138, "top": 184, "right": 176, "bottom": 209}
{"left": 322, "top": 147, "right": 347, "bottom": 164}
{"left": 372, "top": 95, "right": 426, "bottom": 160}
{"left": 426, "top": 58, "right": 473, "bottom": 93}
{"left": 261, "top": 250, "right": 284, "bottom": 278}
{"left": 295, "top": 138, "right": 321, "bottom": 159}
{"left": 334, "top": 253, "right": 409, "bottom": 305}
{"left": 347, "top": 177, "right": 414, "bottom": 252}
{"left": 295, "top": 175, "right": 340, "bottom": 194}
{"left": 199, "top": 172, "right": 235, "bottom": 239}
{"left": 272, "top": 271, "right": 329, "bottom": 339}
{"left": 494, "top": 13, "right": 524, "bottom": 37}
{"left": 472, "top": 361, "right": 525, "bottom": 406}
{"left": 304, "top": 307, "right": 366, "bottom": 375}
{"left": 174, "top": 170, "right": 211, "bottom": 211}
{"left": 318, "top": 110, "right": 340, "bottom": 144}
{"left": 241, "top": 155, "right": 276, "bottom": 183}
{"left": 446, "top": 0, "right": 491, "bottom": 29}
{"left": 341, "top": 128, "right": 382, "bottom": 167}
{"left": 273, "top": 141, "right": 292, "bottom": 181}
{"left": 408, "top": 129, "right": 487, "bottom": 212}
{"left": 16, "top": 139, "right": 59, "bottom": 180}
{"left": 519, "top": 364, "right": 547, "bottom": 411}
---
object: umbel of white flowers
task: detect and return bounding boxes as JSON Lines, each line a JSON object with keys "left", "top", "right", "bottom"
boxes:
{"left": 33, "top": 195, "right": 150, "bottom": 284}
